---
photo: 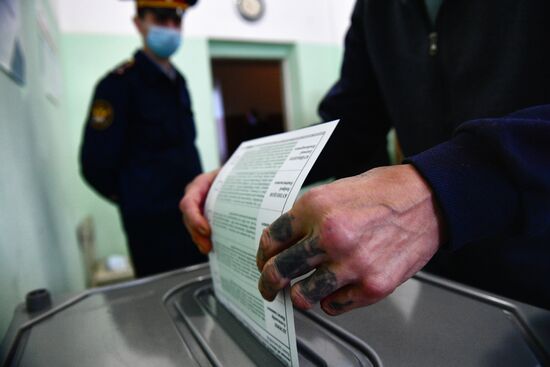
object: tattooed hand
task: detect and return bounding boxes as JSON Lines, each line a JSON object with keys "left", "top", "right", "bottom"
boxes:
{"left": 257, "top": 164, "right": 446, "bottom": 315}
{"left": 180, "top": 169, "right": 220, "bottom": 254}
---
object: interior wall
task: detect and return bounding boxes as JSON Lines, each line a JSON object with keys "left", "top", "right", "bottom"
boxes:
{"left": 0, "top": 0, "right": 352, "bottom": 340}
{"left": 61, "top": 13, "right": 346, "bottom": 262}
{"left": 54, "top": 0, "right": 356, "bottom": 44}
{"left": 289, "top": 43, "right": 345, "bottom": 127}
{"left": 0, "top": 0, "right": 351, "bottom": 339}
{"left": 0, "top": 0, "right": 85, "bottom": 339}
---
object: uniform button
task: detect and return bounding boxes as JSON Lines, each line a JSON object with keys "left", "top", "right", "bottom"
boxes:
{"left": 429, "top": 32, "right": 438, "bottom": 56}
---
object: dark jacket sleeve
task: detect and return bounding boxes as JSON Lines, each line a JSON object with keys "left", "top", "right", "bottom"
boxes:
{"left": 307, "top": 0, "right": 392, "bottom": 184}
{"left": 407, "top": 105, "right": 550, "bottom": 250}
{"left": 79, "top": 75, "right": 128, "bottom": 202}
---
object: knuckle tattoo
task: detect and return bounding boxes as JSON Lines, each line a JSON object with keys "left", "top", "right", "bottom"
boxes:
{"left": 274, "top": 236, "right": 324, "bottom": 279}
{"left": 299, "top": 266, "right": 339, "bottom": 304}
{"left": 258, "top": 259, "right": 292, "bottom": 301}
{"left": 269, "top": 213, "right": 295, "bottom": 242}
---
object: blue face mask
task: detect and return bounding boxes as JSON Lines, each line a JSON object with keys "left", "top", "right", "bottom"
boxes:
{"left": 146, "top": 26, "right": 182, "bottom": 59}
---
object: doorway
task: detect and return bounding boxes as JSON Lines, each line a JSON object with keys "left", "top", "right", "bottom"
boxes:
{"left": 211, "top": 58, "right": 287, "bottom": 163}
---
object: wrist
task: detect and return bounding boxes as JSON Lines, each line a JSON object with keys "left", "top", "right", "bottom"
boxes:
{"left": 399, "top": 164, "right": 448, "bottom": 245}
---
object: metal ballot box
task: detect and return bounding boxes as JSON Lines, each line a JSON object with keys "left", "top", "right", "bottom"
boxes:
{"left": 2, "top": 263, "right": 549, "bottom": 366}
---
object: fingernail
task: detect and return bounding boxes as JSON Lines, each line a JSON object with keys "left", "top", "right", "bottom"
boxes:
{"left": 196, "top": 240, "right": 208, "bottom": 253}
{"left": 258, "top": 273, "right": 275, "bottom": 301}
{"left": 328, "top": 300, "right": 353, "bottom": 313}
{"left": 198, "top": 226, "right": 208, "bottom": 236}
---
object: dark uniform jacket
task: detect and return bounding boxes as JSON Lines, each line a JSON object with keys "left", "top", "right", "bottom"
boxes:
{"left": 311, "top": 0, "right": 550, "bottom": 308}
{"left": 80, "top": 50, "right": 203, "bottom": 221}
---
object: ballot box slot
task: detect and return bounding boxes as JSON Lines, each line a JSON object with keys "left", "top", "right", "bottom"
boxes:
{"left": 164, "top": 278, "right": 379, "bottom": 367}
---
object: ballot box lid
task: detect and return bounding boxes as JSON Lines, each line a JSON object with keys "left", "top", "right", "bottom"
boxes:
{"left": 1, "top": 264, "right": 549, "bottom": 367}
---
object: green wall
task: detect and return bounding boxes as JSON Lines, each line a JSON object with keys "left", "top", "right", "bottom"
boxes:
{"left": 0, "top": 9, "right": 343, "bottom": 337}
{"left": 288, "top": 43, "right": 343, "bottom": 127}
{"left": 0, "top": 0, "right": 85, "bottom": 338}
{"left": 61, "top": 34, "right": 343, "bottom": 260}
{"left": 0, "top": 15, "right": 343, "bottom": 336}
{"left": 0, "top": 0, "right": 349, "bottom": 341}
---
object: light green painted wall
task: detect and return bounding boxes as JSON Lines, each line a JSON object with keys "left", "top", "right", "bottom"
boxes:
{"left": 0, "top": 0, "right": 85, "bottom": 338}
{"left": 0, "top": 14, "right": 344, "bottom": 337}
{"left": 61, "top": 35, "right": 140, "bottom": 260}
{"left": 61, "top": 34, "right": 343, "bottom": 261}
{"left": 0, "top": 0, "right": 346, "bottom": 341}
{"left": 289, "top": 43, "right": 343, "bottom": 128}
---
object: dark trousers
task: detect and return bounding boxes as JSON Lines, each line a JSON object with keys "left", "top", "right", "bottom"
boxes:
{"left": 122, "top": 210, "right": 207, "bottom": 278}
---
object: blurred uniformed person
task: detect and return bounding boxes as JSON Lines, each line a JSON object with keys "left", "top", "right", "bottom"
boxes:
{"left": 80, "top": 0, "right": 206, "bottom": 277}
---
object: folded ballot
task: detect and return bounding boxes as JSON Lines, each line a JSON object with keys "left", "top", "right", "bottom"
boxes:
{"left": 205, "top": 120, "right": 339, "bottom": 366}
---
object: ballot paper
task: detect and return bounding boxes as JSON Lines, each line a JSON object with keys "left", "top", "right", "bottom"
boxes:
{"left": 205, "top": 120, "right": 339, "bottom": 366}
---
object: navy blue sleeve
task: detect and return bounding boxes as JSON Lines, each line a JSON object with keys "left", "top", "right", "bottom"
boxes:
{"left": 79, "top": 75, "right": 128, "bottom": 202}
{"left": 407, "top": 104, "right": 550, "bottom": 250}
{"left": 307, "top": 0, "right": 391, "bottom": 183}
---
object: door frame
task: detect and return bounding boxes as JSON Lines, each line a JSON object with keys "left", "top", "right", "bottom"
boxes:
{"left": 208, "top": 40, "right": 299, "bottom": 132}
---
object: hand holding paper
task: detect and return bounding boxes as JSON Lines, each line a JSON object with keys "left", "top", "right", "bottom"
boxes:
{"left": 181, "top": 121, "right": 338, "bottom": 366}
{"left": 256, "top": 164, "right": 445, "bottom": 315}
{"left": 180, "top": 168, "right": 219, "bottom": 254}
{"left": 180, "top": 121, "right": 445, "bottom": 366}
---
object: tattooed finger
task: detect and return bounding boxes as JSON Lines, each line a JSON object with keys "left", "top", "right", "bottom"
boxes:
{"left": 257, "top": 212, "right": 306, "bottom": 270}
{"left": 291, "top": 265, "right": 346, "bottom": 310}
{"left": 320, "top": 283, "right": 358, "bottom": 316}
{"left": 320, "top": 283, "right": 374, "bottom": 316}
{"left": 269, "top": 213, "right": 295, "bottom": 242}
{"left": 258, "top": 236, "right": 326, "bottom": 300}
{"left": 274, "top": 236, "right": 325, "bottom": 278}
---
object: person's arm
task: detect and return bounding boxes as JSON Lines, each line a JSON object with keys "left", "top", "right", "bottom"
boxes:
{"left": 256, "top": 105, "right": 550, "bottom": 315}
{"left": 306, "top": 0, "right": 392, "bottom": 184}
{"left": 407, "top": 104, "right": 550, "bottom": 250}
{"left": 79, "top": 75, "right": 128, "bottom": 203}
{"left": 257, "top": 164, "right": 443, "bottom": 315}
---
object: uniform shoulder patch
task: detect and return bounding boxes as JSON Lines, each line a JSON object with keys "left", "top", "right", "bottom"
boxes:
{"left": 113, "top": 59, "right": 135, "bottom": 76}
{"left": 90, "top": 99, "right": 114, "bottom": 130}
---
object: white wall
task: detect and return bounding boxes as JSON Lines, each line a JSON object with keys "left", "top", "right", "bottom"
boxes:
{"left": 54, "top": 0, "right": 355, "bottom": 45}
